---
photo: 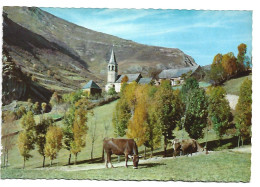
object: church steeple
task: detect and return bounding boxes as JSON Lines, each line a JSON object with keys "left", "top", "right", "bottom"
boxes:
{"left": 109, "top": 49, "right": 117, "bottom": 65}
{"left": 107, "top": 48, "right": 118, "bottom": 83}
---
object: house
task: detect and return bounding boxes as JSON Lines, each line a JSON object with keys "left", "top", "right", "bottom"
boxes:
{"left": 82, "top": 80, "right": 102, "bottom": 96}
{"left": 158, "top": 65, "right": 202, "bottom": 86}
{"left": 105, "top": 49, "right": 152, "bottom": 92}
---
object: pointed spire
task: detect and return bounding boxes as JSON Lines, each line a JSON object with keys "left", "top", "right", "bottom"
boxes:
{"left": 109, "top": 48, "right": 117, "bottom": 65}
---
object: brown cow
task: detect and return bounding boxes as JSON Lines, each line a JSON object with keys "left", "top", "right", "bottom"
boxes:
{"left": 102, "top": 138, "right": 141, "bottom": 169}
{"left": 172, "top": 139, "right": 204, "bottom": 157}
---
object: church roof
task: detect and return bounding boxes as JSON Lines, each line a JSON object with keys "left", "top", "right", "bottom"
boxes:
{"left": 158, "top": 65, "right": 200, "bottom": 79}
{"left": 109, "top": 49, "right": 117, "bottom": 65}
{"left": 115, "top": 73, "right": 142, "bottom": 83}
{"left": 83, "top": 80, "right": 101, "bottom": 89}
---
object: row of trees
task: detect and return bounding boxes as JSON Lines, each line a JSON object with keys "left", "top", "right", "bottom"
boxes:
{"left": 113, "top": 76, "right": 252, "bottom": 156}
{"left": 16, "top": 92, "right": 90, "bottom": 168}
{"left": 208, "top": 43, "right": 251, "bottom": 85}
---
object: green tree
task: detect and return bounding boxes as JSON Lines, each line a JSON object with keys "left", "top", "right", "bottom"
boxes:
{"left": 237, "top": 43, "right": 247, "bottom": 73}
{"left": 207, "top": 86, "right": 233, "bottom": 137}
{"left": 112, "top": 99, "right": 131, "bottom": 137}
{"left": 181, "top": 79, "right": 208, "bottom": 139}
{"left": 49, "top": 92, "right": 61, "bottom": 107}
{"left": 63, "top": 106, "right": 75, "bottom": 165}
{"left": 154, "top": 80, "right": 176, "bottom": 157}
{"left": 35, "top": 117, "right": 53, "bottom": 167}
{"left": 235, "top": 78, "right": 252, "bottom": 146}
{"left": 44, "top": 126, "right": 63, "bottom": 166}
{"left": 107, "top": 87, "right": 117, "bottom": 96}
{"left": 18, "top": 111, "right": 36, "bottom": 169}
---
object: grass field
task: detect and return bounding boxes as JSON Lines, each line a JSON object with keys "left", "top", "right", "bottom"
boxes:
{"left": 1, "top": 149, "right": 251, "bottom": 182}
{"left": 223, "top": 74, "right": 252, "bottom": 95}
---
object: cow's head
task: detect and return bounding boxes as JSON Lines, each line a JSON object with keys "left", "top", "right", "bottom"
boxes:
{"left": 129, "top": 155, "right": 142, "bottom": 169}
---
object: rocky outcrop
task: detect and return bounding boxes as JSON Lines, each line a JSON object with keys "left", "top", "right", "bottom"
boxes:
{"left": 2, "top": 49, "right": 52, "bottom": 105}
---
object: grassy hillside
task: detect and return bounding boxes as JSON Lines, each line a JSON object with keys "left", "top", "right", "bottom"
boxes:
{"left": 223, "top": 74, "right": 252, "bottom": 95}
{"left": 1, "top": 101, "right": 117, "bottom": 169}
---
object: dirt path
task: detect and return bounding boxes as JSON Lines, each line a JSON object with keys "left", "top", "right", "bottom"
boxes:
{"left": 226, "top": 94, "right": 239, "bottom": 110}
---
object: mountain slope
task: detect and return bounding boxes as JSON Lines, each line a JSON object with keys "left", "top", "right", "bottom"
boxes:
{"left": 3, "top": 7, "right": 196, "bottom": 77}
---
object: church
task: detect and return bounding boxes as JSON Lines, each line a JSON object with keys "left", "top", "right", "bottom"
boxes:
{"left": 105, "top": 49, "right": 152, "bottom": 92}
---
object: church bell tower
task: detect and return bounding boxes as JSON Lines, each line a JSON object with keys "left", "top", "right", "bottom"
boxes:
{"left": 107, "top": 48, "right": 118, "bottom": 83}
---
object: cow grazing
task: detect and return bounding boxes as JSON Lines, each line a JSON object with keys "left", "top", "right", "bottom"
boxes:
{"left": 102, "top": 138, "right": 141, "bottom": 169}
{"left": 172, "top": 139, "right": 204, "bottom": 157}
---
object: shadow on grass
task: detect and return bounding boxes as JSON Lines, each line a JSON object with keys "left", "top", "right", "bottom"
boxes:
{"left": 138, "top": 162, "right": 166, "bottom": 169}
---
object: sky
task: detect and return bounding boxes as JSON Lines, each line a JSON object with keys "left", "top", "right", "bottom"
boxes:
{"left": 40, "top": 8, "right": 252, "bottom": 66}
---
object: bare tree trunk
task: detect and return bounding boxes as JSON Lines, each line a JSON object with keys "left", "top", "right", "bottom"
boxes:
{"left": 242, "top": 137, "right": 244, "bottom": 147}
{"left": 23, "top": 157, "right": 25, "bottom": 169}
{"left": 50, "top": 159, "right": 53, "bottom": 166}
{"left": 42, "top": 156, "right": 45, "bottom": 168}
{"left": 238, "top": 136, "right": 240, "bottom": 148}
{"left": 144, "top": 146, "right": 146, "bottom": 159}
{"left": 6, "top": 149, "right": 9, "bottom": 167}
{"left": 3, "top": 148, "right": 6, "bottom": 168}
{"left": 68, "top": 153, "right": 71, "bottom": 165}
{"left": 91, "top": 141, "right": 94, "bottom": 160}
{"left": 74, "top": 153, "right": 77, "bottom": 165}
{"left": 151, "top": 146, "right": 154, "bottom": 157}
{"left": 164, "top": 137, "right": 167, "bottom": 157}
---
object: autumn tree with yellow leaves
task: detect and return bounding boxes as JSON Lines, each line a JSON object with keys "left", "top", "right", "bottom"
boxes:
{"left": 44, "top": 126, "right": 63, "bottom": 166}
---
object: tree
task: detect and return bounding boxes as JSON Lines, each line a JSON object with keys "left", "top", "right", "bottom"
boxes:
{"left": 237, "top": 43, "right": 247, "bottom": 73}
{"left": 44, "top": 126, "right": 63, "bottom": 166}
{"left": 63, "top": 106, "right": 75, "bottom": 165}
{"left": 207, "top": 86, "right": 233, "bottom": 137}
{"left": 144, "top": 85, "right": 162, "bottom": 156}
{"left": 71, "top": 98, "right": 89, "bottom": 164}
{"left": 221, "top": 52, "right": 237, "bottom": 78}
{"left": 1, "top": 112, "right": 16, "bottom": 168}
{"left": 235, "top": 78, "right": 252, "bottom": 146}
{"left": 90, "top": 116, "right": 98, "bottom": 160}
{"left": 41, "top": 102, "right": 47, "bottom": 114}
{"left": 127, "top": 85, "right": 149, "bottom": 147}
{"left": 107, "top": 87, "right": 117, "bottom": 96}
{"left": 154, "top": 80, "right": 176, "bottom": 156}
{"left": 121, "top": 75, "right": 129, "bottom": 83}
{"left": 35, "top": 117, "right": 53, "bottom": 167}
{"left": 32, "top": 102, "right": 40, "bottom": 114}
{"left": 181, "top": 79, "right": 208, "bottom": 139}
{"left": 18, "top": 111, "right": 36, "bottom": 169}
{"left": 49, "top": 92, "right": 61, "bottom": 107}
{"left": 208, "top": 54, "right": 226, "bottom": 85}
{"left": 16, "top": 106, "right": 27, "bottom": 119}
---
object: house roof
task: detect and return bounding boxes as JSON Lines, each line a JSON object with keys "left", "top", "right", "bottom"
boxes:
{"left": 83, "top": 80, "right": 101, "bottom": 89}
{"left": 158, "top": 65, "right": 200, "bottom": 79}
{"left": 139, "top": 77, "right": 152, "bottom": 84}
{"left": 115, "top": 73, "right": 142, "bottom": 83}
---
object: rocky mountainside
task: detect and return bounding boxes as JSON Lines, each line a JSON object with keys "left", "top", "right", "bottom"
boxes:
{"left": 2, "top": 48, "right": 52, "bottom": 105}
{"left": 3, "top": 7, "right": 197, "bottom": 100}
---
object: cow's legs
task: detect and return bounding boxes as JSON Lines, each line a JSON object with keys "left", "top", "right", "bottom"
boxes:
{"left": 105, "top": 153, "right": 109, "bottom": 168}
{"left": 107, "top": 153, "right": 114, "bottom": 168}
{"left": 125, "top": 154, "right": 128, "bottom": 168}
